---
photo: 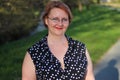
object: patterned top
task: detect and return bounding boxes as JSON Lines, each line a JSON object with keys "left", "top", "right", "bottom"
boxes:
{"left": 28, "top": 35, "right": 88, "bottom": 80}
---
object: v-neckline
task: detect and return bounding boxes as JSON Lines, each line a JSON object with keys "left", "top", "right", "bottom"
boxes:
{"left": 45, "top": 35, "right": 70, "bottom": 70}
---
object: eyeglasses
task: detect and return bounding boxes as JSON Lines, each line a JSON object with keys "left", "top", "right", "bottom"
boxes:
{"left": 48, "top": 17, "right": 69, "bottom": 24}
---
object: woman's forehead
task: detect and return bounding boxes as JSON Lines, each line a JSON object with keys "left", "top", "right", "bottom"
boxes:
{"left": 48, "top": 8, "right": 68, "bottom": 17}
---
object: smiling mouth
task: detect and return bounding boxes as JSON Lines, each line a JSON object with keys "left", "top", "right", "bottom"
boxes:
{"left": 55, "top": 26, "right": 63, "bottom": 30}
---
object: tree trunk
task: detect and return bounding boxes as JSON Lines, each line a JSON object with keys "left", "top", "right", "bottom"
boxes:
{"left": 97, "top": 0, "right": 100, "bottom": 4}
{"left": 78, "top": 0, "right": 83, "bottom": 12}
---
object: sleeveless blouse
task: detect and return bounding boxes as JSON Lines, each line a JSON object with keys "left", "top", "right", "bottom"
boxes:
{"left": 28, "top": 35, "right": 88, "bottom": 80}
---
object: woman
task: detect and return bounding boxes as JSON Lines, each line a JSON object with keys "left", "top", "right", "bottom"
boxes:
{"left": 22, "top": 1, "right": 95, "bottom": 80}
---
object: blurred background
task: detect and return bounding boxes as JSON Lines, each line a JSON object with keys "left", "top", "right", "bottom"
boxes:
{"left": 0, "top": 0, "right": 120, "bottom": 80}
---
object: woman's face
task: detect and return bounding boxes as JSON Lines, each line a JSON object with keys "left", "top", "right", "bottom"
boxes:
{"left": 45, "top": 8, "right": 69, "bottom": 36}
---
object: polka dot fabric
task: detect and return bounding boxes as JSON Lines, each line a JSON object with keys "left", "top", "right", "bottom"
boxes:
{"left": 28, "top": 35, "right": 88, "bottom": 80}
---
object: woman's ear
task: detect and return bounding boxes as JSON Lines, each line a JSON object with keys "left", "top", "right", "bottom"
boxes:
{"left": 45, "top": 17, "right": 48, "bottom": 26}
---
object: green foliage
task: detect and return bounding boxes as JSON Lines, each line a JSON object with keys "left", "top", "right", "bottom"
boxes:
{"left": 0, "top": 0, "right": 45, "bottom": 44}
{"left": 62, "top": 0, "right": 78, "bottom": 9}
{"left": 62, "top": 0, "right": 94, "bottom": 10}
{"left": 93, "top": 0, "right": 120, "bottom": 3}
{"left": 0, "top": 0, "right": 93, "bottom": 44}
{"left": 0, "top": 30, "right": 47, "bottom": 80}
{"left": 67, "top": 5, "right": 120, "bottom": 64}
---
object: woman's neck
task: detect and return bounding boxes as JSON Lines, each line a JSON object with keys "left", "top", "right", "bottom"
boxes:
{"left": 47, "top": 33, "right": 67, "bottom": 45}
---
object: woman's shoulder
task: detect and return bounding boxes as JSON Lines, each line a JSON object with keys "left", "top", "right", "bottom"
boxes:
{"left": 67, "top": 35, "right": 86, "bottom": 48}
{"left": 27, "top": 36, "right": 47, "bottom": 53}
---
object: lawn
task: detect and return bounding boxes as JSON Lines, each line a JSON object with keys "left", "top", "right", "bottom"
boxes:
{"left": 0, "top": 5, "right": 120, "bottom": 80}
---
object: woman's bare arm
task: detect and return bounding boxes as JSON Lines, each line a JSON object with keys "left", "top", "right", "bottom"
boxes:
{"left": 85, "top": 49, "right": 95, "bottom": 80}
{"left": 22, "top": 52, "right": 36, "bottom": 80}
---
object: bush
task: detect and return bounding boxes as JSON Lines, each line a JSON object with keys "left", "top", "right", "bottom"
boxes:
{"left": 0, "top": 0, "right": 43, "bottom": 44}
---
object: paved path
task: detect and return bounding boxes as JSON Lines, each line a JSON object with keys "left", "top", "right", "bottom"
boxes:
{"left": 94, "top": 39, "right": 120, "bottom": 80}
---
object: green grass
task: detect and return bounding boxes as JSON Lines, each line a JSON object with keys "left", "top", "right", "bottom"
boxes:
{"left": 67, "top": 5, "right": 120, "bottom": 63}
{"left": 0, "top": 5, "right": 120, "bottom": 80}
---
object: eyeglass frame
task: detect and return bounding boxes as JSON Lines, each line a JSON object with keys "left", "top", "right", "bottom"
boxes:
{"left": 47, "top": 16, "right": 69, "bottom": 24}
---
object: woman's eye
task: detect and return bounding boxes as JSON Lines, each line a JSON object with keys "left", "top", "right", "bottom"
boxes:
{"left": 52, "top": 18, "right": 59, "bottom": 21}
{"left": 63, "top": 18, "right": 68, "bottom": 21}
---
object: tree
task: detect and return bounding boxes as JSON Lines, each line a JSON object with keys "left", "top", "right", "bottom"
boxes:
{"left": 62, "top": 0, "right": 93, "bottom": 11}
{"left": 97, "top": 0, "right": 100, "bottom": 4}
{"left": 0, "top": 0, "right": 45, "bottom": 44}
